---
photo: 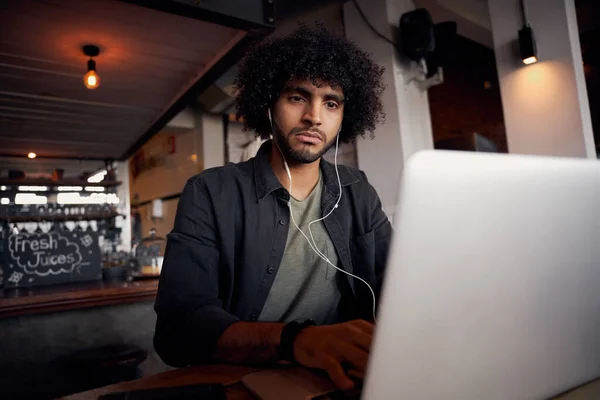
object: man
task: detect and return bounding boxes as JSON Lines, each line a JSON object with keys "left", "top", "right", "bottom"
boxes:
{"left": 154, "top": 25, "right": 391, "bottom": 391}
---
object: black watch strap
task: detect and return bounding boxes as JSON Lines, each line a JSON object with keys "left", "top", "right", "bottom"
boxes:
{"left": 280, "top": 319, "right": 316, "bottom": 362}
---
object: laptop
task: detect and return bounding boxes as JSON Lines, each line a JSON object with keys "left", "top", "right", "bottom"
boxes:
{"left": 245, "top": 150, "right": 600, "bottom": 399}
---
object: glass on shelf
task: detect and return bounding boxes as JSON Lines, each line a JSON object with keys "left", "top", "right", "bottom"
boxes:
{"left": 37, "top": 205, "right": 47, "bottom": 218}
{"left": 102, "top": 204, "right": 112, "bottom": 217}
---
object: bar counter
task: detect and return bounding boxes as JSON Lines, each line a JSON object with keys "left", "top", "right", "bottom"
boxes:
{"left": 0, "top": 278, "right": 159, "bottom": 318}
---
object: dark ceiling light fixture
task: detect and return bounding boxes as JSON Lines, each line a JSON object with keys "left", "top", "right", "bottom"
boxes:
{"left": 82, "top": 44, "right": 101, "bottom": 89}
{"left": 519, "top": 0, "right": 537, "bottom": 65}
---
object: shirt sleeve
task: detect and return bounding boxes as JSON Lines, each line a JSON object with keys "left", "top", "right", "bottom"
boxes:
{"left": 153, "top": 178, "right": 239, "bottom": 367}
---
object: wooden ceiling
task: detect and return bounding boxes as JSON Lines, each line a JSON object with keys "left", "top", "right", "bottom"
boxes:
{"left": 0, "top": 0, "right": 268, "bottom": 161}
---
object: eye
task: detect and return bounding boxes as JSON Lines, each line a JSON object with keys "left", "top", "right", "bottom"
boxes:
{"left": 289, "top": 95, "right": 305, "bottom": 103}
{"left": 326, "top": 101, "right": 339, "bottom": 109}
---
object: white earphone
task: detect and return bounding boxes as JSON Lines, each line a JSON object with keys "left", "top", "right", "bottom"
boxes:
{"left": 268, "top": 109, "right": 377, "bottom": 322}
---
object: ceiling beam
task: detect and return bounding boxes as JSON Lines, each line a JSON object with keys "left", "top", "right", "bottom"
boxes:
{"left": 121, "top": 30, "right": 271, "bottom": 160}
{"left": 0, "top": 91, "right": 148, "bottom": 111}
{"left": 120, "top": 0, "right": 274, "bottom": 31}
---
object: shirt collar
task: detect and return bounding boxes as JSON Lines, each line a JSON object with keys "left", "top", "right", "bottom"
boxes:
{"left": 253, "top": 139, "right": 361, "bottom": 202}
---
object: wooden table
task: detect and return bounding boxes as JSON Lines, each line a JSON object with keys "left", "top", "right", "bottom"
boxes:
{"left": 61, "top": 364, "right": 260, "bottom": 400}
{"left": 61, "top": 363, "right": 600, "bottom": 400}
{"left": 0, "top": 278, "right": 159, "bottom": 318}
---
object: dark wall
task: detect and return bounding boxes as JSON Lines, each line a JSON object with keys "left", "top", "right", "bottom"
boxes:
{"left": 575, "top": 0, "right": 600, "bottom": 153}
{"left": 428, "top": 36, "right": 508, "bottom": 153}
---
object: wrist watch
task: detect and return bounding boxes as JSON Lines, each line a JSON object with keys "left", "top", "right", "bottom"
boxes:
{"left": 280, "top": 319, "right": 316, "bottom": 363}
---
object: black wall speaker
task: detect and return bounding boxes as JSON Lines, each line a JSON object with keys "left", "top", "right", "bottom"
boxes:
{"left": 398, "top": 8, "right": 458, "bottom": 79}
{"left": 398, "top": 8, "right": 435, "bottom": 61}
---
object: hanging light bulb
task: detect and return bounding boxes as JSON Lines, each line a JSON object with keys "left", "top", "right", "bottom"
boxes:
{"left": 84, "top": 61, "right": 100, "bottom": 89}
{"left": 82, "top": 45, "right": 101, "bottom": 90}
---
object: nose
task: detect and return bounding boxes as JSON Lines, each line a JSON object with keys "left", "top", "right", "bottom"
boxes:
{"left": 302, "top": 102, "right": 322, "bottom": 127}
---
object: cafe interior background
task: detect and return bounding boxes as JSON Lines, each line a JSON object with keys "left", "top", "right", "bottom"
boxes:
{"left": 0, "top": 0, "right": 598, "bottom": 398}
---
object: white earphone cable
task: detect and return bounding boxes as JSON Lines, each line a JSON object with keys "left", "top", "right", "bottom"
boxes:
{"left": 268, "top": 110, "right": 377, "bottom": 322}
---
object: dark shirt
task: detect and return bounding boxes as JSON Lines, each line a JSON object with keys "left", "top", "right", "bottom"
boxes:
{"left": 154, "top": 141, "right": 393, "bottom": 367}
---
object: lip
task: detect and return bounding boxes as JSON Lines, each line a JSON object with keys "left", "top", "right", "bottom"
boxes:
{"left": 296, "top": 131, "right": 323, "bottom": 144}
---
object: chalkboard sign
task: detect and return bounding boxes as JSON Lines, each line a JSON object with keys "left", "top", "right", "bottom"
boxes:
{"left": 2, "top": 230, "right": 102, "bottom": 288}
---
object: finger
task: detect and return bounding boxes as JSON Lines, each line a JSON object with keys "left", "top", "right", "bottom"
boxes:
{"left": 352, "top": 319, "right": 375, "bottom": 335}
{"left": 347, "top": 326, "right": 373, "bottom": 352}
{"left": 338, "top": 343, "right": 369, "bottom": 373}
{"left": 324, "top": 357, "right": 354, "bottom": 391}
{"left": 348, "top": 369, "right": 365, "bottom": 380}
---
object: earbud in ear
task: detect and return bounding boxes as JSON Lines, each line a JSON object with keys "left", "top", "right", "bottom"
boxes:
{"left": 267, "top": 109, "right": 274, "bottom": 139}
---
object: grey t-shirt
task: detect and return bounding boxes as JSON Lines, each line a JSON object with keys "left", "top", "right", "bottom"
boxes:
{"left": 258, "top": 173, "right": 342, "bottom": 325}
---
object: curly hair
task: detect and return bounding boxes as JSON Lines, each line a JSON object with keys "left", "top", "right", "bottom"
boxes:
{"left": 233, "top": 25, "right": 386, "bottom": 143}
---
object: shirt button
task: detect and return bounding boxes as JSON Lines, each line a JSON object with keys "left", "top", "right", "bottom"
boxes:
{"left": 267, "top": 267, "right": 275, "bottom": 274}
{"left": 250, "top": 314, "right": 258, "bottom": 321}
{"left": 279, "top": 219, "right": 286, "bottom": 225}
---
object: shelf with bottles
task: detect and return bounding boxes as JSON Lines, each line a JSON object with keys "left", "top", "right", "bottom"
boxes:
{"left": 0, "top": 212, "right": 123, "bottom": 223}
{"left": 0, "top": 204, "right": 123, "bottom": 222}
{"left": 0, "top": 179, "right": 121, "bottom": 189}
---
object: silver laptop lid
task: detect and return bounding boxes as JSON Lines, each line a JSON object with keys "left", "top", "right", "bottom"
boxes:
{"left": 364, "top": 150, "right": 600, "bottom": 400}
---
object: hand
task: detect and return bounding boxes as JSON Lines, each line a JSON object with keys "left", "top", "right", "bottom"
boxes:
{"left": 293, "top": 319, "right": 374, "bottom": 391}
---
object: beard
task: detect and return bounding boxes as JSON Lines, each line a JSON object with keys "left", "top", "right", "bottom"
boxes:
{"left": 273, "top": 125, "right": 337, "bottom": 164}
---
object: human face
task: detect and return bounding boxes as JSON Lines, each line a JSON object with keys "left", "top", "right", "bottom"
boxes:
{"left": 270, "top": 79, "right": 344, "bottom": 164}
